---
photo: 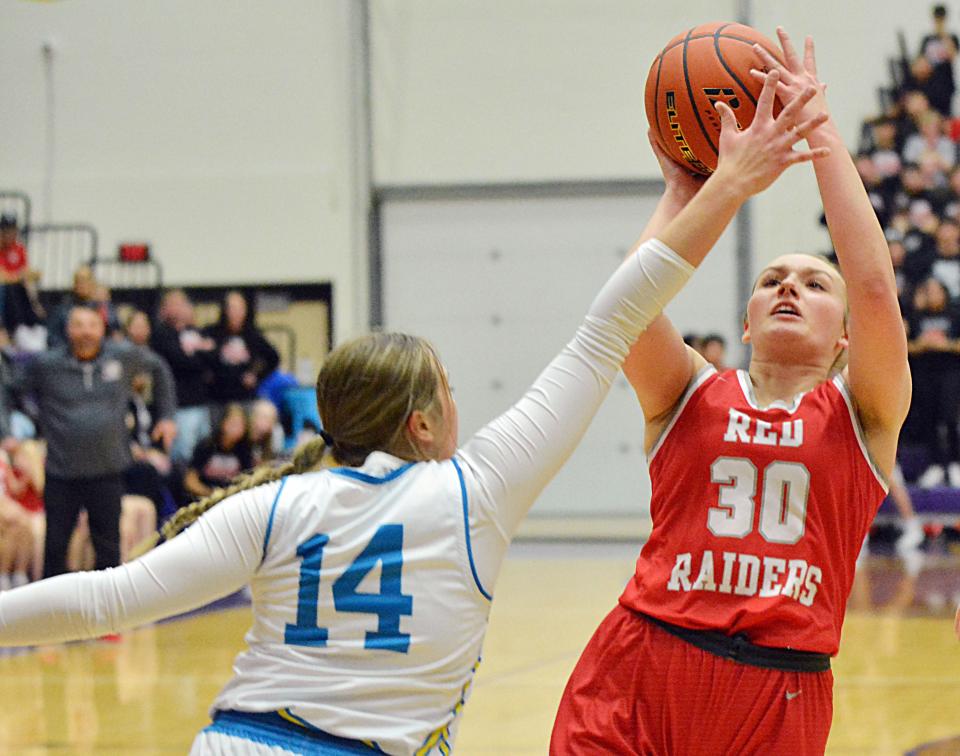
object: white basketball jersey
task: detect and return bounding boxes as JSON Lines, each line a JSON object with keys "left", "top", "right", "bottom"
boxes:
{"left": 211, "top": 451, "right": 491, "bottom": 755}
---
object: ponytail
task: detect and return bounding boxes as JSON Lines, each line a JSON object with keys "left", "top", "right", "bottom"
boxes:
{"left": 128, "top": 436, "right": 329, "bottom": 559}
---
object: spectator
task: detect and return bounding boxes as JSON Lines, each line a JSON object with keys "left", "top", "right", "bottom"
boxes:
{"left": 150, "top": 289, "right": 216, "bottom": 463}
{"left": 889, "top": 237, "right": 912, "bottom": 304}
{"left": 894, "top": 163, "right": 936, "bottom": 215}
{"left": 0, "top": 214, "right": 44, "bottom": 337}
{"left": 5, "top": 441, "right": 44, "bottom": 520}
{"left": 0, "top": 490, "right": 34, "bottom": 591}
{"left": 248, "top": 398, "right": 284, "bottom": 466}
{"left": 889, "top": 209, "right": 937, "bottom": 281}
{"left": 906, "top": 277, "right": 960, "bottom": 487}
{"left": 47, "top": 266, "right": 120, "bottom": 348}
{"left": 902, "top": 110, "right": 955, "bottom": 172}
{"left": 917, "top": 4, "right": 959, "bottom": 116}
{"left": 12, "top": 304, "right": 176, "bottom": 577}
{"left": 941, "top": 165, "right": 960, "bottom": 219}
{"left": 932, "top": 217, "right": 960, "bottom": 297}
{"left": 699, "top": 333, "right": 728, "bottom": 371}
{"left": 123, "top": 310, "right": 177, "bottom": 523}
{"left": 125, "top": 310, "right": 151, "bottom": 348}
{"left": 856, "top": 153, "right": 896, "bottom": 227}
{"left": 864, "top": 117, "right": 905, "bottom": 173}
{"left": 901, "top": 89, "right": 934, "bottom": 134}
{"left": 203, "top": 290, "right": 279, "bottom": 406}
{"left": 681, "top": 332, "right": 702, "bottom": 351}
{"left": 183, "top": 403, "right": 252, "bottom": 499}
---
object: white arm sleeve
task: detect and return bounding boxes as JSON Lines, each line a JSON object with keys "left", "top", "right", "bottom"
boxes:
{"left": 458, "top": 238, "right": 693, "bottom": 589}
{"left": 0, "top": 481, "right": 282, "bottom": 646}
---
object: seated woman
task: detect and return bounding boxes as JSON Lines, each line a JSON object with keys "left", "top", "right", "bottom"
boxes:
{"left": 184, "top": 404, "right": 253, "bottom": 499}
{"left": 0, "top": 472, "right": 36, "bottom": 590}
{"left": 248, "top": 398, "right": 285, "bottom": 466}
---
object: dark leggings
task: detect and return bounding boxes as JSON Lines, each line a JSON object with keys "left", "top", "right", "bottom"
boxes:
{"left": 43, "top": 473, "right": 124, "bottom": 578}
{"left": 125, "top": 460, "right": 167, "bottom": 518}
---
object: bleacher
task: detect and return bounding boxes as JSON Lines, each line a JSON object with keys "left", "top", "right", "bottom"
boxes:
{"left": 851, "top": 27, "right": 960, "bottom": 537}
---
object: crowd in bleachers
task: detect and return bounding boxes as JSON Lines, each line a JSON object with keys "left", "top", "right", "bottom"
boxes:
{"left": 855, "top": 4, "right": 960, "bottom": 490}
{"left": 0, "top": 214, "right": 317, "bottom": 591}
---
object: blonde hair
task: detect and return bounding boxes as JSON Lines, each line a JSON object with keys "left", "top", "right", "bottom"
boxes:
{"left": 130, "top": 332, "right": 446, "bottom": 556}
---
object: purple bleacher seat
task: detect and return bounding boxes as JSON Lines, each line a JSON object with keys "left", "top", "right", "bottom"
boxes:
{"left": 878, "top": 487, "right": 960, "bottom": 515}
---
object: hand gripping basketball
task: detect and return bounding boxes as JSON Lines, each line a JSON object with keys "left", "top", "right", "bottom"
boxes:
{"left": 712, "top": 70, "right": 830, "bottom": 198}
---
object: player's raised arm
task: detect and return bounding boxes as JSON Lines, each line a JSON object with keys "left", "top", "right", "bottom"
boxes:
{"left": 460, "top": 72, "right": 830, "bottom": 545}
{"left": 624, "top": 73, "right": 830, "bottom": 431}
{"left": 753, "top": 29, "right": 911, "bottom": 476}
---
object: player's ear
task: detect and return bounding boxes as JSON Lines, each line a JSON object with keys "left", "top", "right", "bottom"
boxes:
{"left": 741, "top": 312, "right": 751, "bottom": 344}
{"left": 405, "top": 409, "right": 436, "bottom": 453}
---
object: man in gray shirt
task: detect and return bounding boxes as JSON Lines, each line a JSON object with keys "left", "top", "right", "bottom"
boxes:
{"left": 15, "top": 304, "right": 177, "bottom": 577}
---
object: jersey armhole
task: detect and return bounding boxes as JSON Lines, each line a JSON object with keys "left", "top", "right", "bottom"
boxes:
{"left": 450, "top": 457, "right": 493, "bottom": 602}
{"left": 647, "top": 365, "right": 717, "bottom": 463}
{"left": 260, "top": 477, "right": 289, "bottom": 565}
{"left": 830, "top": 375, "right": 889, "bottom": 493}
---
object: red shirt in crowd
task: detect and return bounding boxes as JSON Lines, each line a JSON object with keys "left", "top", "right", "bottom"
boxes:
{"left": 0, "top": 242, "right": 28, "bottom": 279}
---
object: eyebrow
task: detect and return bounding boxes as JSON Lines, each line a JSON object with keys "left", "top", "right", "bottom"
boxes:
{"left": 759, "top": 265, "right": 835, "bottom": 280}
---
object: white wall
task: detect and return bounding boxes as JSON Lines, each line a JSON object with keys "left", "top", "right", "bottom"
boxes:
{"left": 371, "top": 0, "right": 736, "bottom": 184}
{"left": 369, "top": 0, "right": 956, "bottom": 266}
{"left": 2, "top": 0, "right": 948, "bottom": 337}
{"left": 381, "top": 192, "right": 738, "bottom": 515}
{"left": 0, "top": 0, "right": 365, "bottom": 337}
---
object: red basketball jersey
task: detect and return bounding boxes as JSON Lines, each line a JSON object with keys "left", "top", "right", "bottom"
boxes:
{"left": 620, "top": 367, "right": 888, "bottom": 655}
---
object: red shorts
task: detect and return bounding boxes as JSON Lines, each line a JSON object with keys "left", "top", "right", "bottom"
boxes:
{"left": 551, "top": 605, "right": 833, "bottom": 755}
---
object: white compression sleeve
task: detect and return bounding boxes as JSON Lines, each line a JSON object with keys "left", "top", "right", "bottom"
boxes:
{"left": 0, "top": 481, "right": 280, "bottom": 646}
{"left": 457, "top": 238, "right": 694, "bottom": 587}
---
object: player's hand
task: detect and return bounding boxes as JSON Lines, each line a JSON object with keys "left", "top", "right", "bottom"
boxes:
{"left": 649, "top": 131, "right": 705, "bottom": 204}
{"left": 712, "top": 70, "right": 829, "bottom": 198}
{"left": 750, "top": 27, "right": 829, "bottom": 126}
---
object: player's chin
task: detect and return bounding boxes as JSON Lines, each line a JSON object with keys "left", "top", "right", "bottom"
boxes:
{"left": 755, "top": 325, "right": 817, "bottom": 354}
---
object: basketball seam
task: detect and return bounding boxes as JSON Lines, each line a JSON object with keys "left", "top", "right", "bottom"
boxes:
{"left": 653, "top": 48, "right": 667, "bottom": 150}
{"left": 653, "top": 32, "right": 771, "bottom": 62}
{"left": 682, "top": 28, "right": 718, "bottom": 157}
{"left": 713, "top": 27, "right": 758, "bottom": 108}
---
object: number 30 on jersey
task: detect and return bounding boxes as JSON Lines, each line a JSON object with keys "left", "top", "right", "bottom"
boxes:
{"left": 709, "top": 458, "right": 810, "bottom": 544}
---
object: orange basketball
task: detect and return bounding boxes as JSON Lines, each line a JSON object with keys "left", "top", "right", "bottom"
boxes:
{"left": 644, "top": 22, "right": 785, "bottom": 175}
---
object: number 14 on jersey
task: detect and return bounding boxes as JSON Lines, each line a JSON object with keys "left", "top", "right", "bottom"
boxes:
{"left": 285, "top": 524, "right": 414, "bottom": 654}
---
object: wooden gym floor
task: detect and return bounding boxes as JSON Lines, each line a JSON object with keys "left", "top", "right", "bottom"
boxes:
{"left": 0, "top": 541, "right": 957, "bottom": 755}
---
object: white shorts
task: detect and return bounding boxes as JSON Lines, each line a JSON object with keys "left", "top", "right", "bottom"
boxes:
{"left": 190, "top": 730, "right": 300, "bottom": 756}
{"left": 190, "top": 711, "right": 384, "bottom": 755}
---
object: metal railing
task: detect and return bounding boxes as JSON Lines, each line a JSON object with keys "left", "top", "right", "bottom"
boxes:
{"left": 23, "top": 223, "right": 98, "bottom": 291}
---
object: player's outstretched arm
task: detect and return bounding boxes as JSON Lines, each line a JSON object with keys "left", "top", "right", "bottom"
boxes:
{"left": 754, "top": 29, "right": 910, "bottom": 477}
{"left": 625, "top": 71, "right": 830, "bottom": 431}
{"left": 623, "top": 137, "right": 707, "bottom": 428}
{"left": 0, "top": 484, "right": 275, "bottom": 646}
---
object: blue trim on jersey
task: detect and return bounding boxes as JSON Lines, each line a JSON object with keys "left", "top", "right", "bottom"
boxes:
{"left": 451, "top": 457, "right": 492, "bottom": 601}
{"left": 204, "top": 710, "right": 383, "bottom": 754}
{"left": 329, "top": 463, "right": 415, "bottom": 485}
{"left": 261, "top": 477, "right": 288, "bottom": 563}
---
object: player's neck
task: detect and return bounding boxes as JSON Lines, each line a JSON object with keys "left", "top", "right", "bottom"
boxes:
{"left": 745, "top": 357, "right": 831, "bottom": 408}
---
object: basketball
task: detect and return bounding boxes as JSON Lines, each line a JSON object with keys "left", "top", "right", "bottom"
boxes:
{"left": 645, "top": 22, "right": 786, "bottom": 175}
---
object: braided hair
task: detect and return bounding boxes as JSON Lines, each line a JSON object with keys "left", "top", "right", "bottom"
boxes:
{"left": 130, "top": 332, "right": 447, "bottom": 557}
